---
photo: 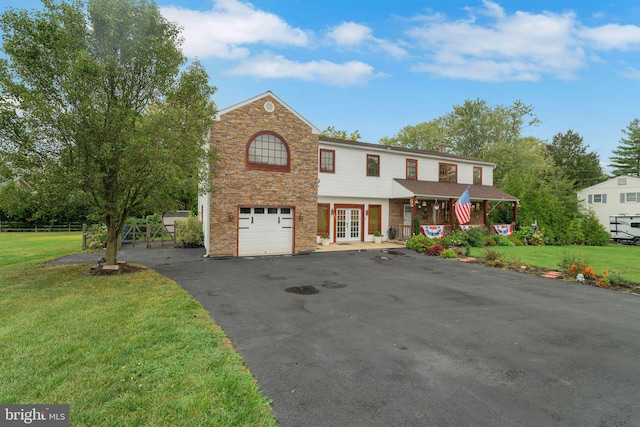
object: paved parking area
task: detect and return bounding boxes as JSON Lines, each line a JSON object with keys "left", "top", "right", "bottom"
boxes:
{"left": 55, "top": 247, "right": 640, "bottom": 426}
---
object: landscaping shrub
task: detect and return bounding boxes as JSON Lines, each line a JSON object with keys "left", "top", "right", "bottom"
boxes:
{"left": 487, "top": 259, "right": 506, "bottom": 268}
{"left": 557, "top": 249, "right": 590, "bottom": 273}
{"left": 176, "top": 216, "right": 204, "bottom": 247}
{"left": 607, "top": 270, "right": 627, "bottom": 286}
{"left": 508, "top": 235, "right": 523, "bottom": 246}
{"left": 439, "top": 248, "right": 457, "bottom": 258}
{"left": 426, "top": 244, "right": 444, "bottom": 256}
{"left": 85, "top": 224, "right": 107, "bottom": 250}
{"left": 481, "top": 248, "right": 503, "bottom": 263}
{"left": 464, "top": 226, "right": 487, "bottom": 247}
{"left": 567, "top": 264, "right": 596, "bottom": 279}
{"left": 405, "top": 234, "right": 435, "bottom": 253}
{"left": 440, "top": 231, "right": 466, "bottom": 248}
{"left": 565, "top": 217, "right": 585, "bottom": 245}
{"left": 451, "top": 246, "right": 465, "bottom": 256}
{"left": 484, "top": 236, "right": 497, "bottom": 246}
{"left": 494, "top": 235, "right": 514, "bottom": 246}
{"left": 581, "top": 211, "right": 610, "bottom": 246}
{"left": 413, "top": 216, "right": 421, "bottom": 237}
{"left": 528, "top": 232, "right": 544, "bottom": 246}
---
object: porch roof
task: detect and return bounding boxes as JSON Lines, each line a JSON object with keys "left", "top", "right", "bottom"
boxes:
{"left": 393, "top": 179, "right": 519, "bottom": 202}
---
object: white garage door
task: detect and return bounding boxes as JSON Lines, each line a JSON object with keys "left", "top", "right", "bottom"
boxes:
{"left": 238, "top": 207, "right": 293, "bottom": 256}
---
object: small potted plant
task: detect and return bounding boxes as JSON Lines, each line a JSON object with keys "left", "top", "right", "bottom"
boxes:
{"left": 319, "top": 234, "right": 331, "bottom": 246}
{"left": 373, "top": 231, "right": 382, "bottom": 244}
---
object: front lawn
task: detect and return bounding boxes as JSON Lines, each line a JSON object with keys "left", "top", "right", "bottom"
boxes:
{"left": 0, "top": 232, "right": 277, "bottom": 426}
{"left": 469, "top": 244, "right": 640, "bottom": 284}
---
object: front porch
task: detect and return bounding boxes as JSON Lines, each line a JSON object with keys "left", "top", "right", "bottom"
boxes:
{"left": 390, "top": 179, "right": 519, "bottom": 240}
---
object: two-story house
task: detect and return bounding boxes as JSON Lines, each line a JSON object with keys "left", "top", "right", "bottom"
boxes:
{"left": 199, "top": 91, "right": 518, "bottom": 257}
{"left": 318, "top": 138, "right": 518, "bottom": 243}
{"left": 577, "top": 175, "right": 640, "bottom": 231}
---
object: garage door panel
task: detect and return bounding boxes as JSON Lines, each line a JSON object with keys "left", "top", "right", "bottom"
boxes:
{"left": 238, "top": 207, "right": 293, "bottom": 256}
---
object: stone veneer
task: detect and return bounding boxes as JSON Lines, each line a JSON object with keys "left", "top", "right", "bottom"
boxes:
{"left": 207, "top": 95, "right": 318, "bottom": 256}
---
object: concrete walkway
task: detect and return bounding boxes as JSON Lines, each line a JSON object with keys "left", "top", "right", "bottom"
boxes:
{"left": 314, "top": 240, "right": 405, "bottom": 252}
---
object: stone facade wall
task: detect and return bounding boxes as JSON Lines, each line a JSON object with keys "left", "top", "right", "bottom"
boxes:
{"left": 207, "top": 95, "right": 318, "bottom": 256}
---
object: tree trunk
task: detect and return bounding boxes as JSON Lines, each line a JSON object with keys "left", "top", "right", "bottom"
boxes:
{"left": 105, "top": 221, "right": 121, "bottom": 265}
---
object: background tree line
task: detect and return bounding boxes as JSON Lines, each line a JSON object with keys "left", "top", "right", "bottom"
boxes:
{"left": 379, "top": 98, "right": 618, "bottom": 245}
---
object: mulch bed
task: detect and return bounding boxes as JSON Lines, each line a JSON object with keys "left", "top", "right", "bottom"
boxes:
{"left": 458, "top": 257, "right": 640, "bottom": 295}
{"left": 86, "top": 262, "right": 147, "bottom": 276}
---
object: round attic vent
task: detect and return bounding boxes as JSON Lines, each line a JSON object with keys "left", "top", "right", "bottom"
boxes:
{"left": 264, "top": 101, "right": 275, "bottom": 112}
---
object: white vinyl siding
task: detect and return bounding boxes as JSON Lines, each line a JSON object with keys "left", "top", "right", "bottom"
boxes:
{"left": 318, "top": 143, "right": 491, "bottom": 199}
{"left": 577, "top": 176, "right": 640, "bottom": 236}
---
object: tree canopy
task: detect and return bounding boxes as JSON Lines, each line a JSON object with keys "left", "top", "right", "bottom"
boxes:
{"left": 609, "top": 119, "right": 640, "bottom": 177}
{"left": 320, "top": 126, "right": 361, "bottom": 141}
{"left": 0, "top": 0, "right": 217, "bottom": 264}
{"left": 546, "top": 130, "right": 604, "bottom": 190}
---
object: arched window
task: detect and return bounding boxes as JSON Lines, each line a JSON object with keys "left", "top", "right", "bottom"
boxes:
{"left": 246, "top": 131, "right": 290, "bottom": 172}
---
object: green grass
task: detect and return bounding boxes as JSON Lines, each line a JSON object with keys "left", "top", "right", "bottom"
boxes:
{"left": 469, "top": 244, "right": 640, "bottom": 283}
{"left": 0, "top": 232, "right": 277, "bottom": 426}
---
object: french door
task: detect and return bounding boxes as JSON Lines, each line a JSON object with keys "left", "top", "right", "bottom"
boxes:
{"left": 335, "top": 208, "right": 361, "bottom": 242}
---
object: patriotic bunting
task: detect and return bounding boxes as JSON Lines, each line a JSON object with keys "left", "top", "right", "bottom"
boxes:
{"left": 421, "top": 225, "right": 445, "bottom": 239}
{"left": 492, "top": 224, "right": 513, "bottom": 236}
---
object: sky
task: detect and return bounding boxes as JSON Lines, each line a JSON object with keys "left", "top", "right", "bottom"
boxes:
{"left": 4, "top": 0, "right": 640, "bottom": 168}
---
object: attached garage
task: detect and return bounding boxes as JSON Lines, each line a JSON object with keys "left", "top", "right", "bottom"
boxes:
{"left": 238, "top": 207, "right": 294, "bottom": 256}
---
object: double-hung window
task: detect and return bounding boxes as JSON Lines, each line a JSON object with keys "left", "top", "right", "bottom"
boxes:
{"left": 367, "top": 154, "right": 380, "bottom": 177}
{"left": 406, "top": 159, "right": 417, "bottom": 180}
{"left": 320, "top": 149, "right": 335, "bottom": 173}
{"left": 439, "top": 163, "right": 457, "bottom": 183}
{"left": 473, "top": 167, "right": 482, "bottom": 185}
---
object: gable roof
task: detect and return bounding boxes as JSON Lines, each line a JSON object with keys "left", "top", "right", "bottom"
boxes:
{"left": 216, "top": 91, "right": 320, "bottom": 135}
{"left": 577, "top": 175, "right": 640, "bottom": 192}
{"left": 394, "top": 178, "right": 518, "bottom": 202}
{"left": 320, "top": 136, "right": 495, "bottom": 166}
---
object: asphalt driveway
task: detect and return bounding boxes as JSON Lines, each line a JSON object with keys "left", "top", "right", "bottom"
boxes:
{"left": 56, "top": 247, "right": 640, "bottom": 426}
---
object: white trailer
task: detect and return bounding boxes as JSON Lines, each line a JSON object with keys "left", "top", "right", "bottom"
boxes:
{"left": 610, "top": 215, "right": 640, "bottom": 245}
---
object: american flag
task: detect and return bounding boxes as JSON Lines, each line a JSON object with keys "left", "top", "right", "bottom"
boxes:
{"left": 454, "top": 188, "right": 471, "bottom": 224}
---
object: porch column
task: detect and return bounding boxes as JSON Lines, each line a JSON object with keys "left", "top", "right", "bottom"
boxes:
{"left": 483, "top": 200, "right": 488, "bottom": 225}
{"left": 512, "top": 201, "right": 518, "bottom": 224}
{"left": 411, "top": 196, "right": 417, "bottom": 234}
{"left": 449, "top": 198, "right": 455, "bottom": 226}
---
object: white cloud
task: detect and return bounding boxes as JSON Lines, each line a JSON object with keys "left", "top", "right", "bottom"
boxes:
{"left": 226, "top": 52, "right": 380, "bottom": 87}
{"left": 327, "top": 22, "right": 372, "bottom": 47}
{"left": 327, "top": 22, "right": 409, "bottom": 60}
{"left": 161, "top": 0, "right": 310, "bottom": 59}
{"left": 578, "top": 24, "right": 640, "bottom": 50}
{"left": 407, "top": 1, "right": 586, "bottom": 81}
{"left": 620, "top": 67, "right": 640, "bottom": 80}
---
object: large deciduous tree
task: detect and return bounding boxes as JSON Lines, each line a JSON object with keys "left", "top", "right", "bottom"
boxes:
{"left": 0, "top": 0, "right": 217, "bottom": 265}
{"left": 546, "top": 130, "right": 604, "bottom": 190}
{"left": 609, "top": 119, "right": 640, "bottom": 177}
{"left": 379, "top": 119, "right": 446, "bottom": 151}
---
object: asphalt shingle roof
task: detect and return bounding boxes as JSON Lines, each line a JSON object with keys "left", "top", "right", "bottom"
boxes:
{"left": 394, "top": 178, "right": 518, "bottom": 201}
